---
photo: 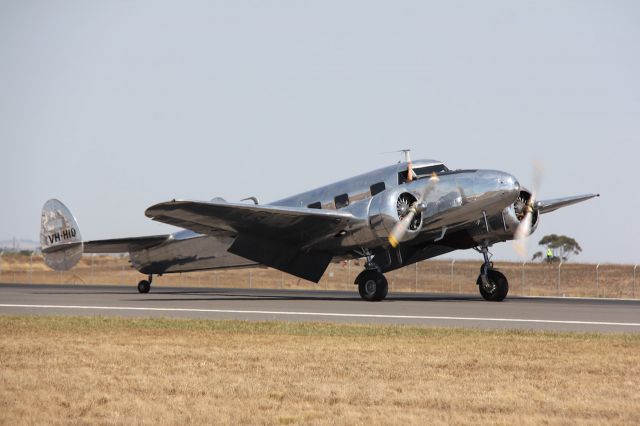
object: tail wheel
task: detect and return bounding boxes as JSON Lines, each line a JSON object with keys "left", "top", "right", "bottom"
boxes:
{"left": 477, "top": 270, "right": 508, "bottom": 301}
{"left": 356, "top": 270, "right": 388, "bottom": 302}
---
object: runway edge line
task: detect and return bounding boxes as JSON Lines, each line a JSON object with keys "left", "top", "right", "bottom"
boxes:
{"left": 1, "top": 304, "right": 639, "bottom": 328}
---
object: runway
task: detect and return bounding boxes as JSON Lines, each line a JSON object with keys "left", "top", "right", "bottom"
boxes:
{"left": 0, "top": 283, "right": 638, "bottom": 333}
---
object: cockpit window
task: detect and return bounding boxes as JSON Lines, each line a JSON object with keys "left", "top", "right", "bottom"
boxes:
{"left": 398, "top": 164, "right": 449, "bottom": 184}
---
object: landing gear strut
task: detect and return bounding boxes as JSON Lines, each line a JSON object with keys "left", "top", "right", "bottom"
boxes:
{"left": 475, "top": 247, "right": 508, "bottom": 301}
{"left": 137, "top": 275, "right": 152, "bottom": 294}
{"left": 354, "top": 250, "right": 389, "bottom": 302}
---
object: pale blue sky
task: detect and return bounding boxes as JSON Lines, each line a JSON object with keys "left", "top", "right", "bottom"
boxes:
{"left": 1, "top": 1, "right": 638, "bottom": 263}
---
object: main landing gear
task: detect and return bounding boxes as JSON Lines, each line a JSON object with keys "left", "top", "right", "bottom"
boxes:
{"left": 476, "top": 247, "right": 509, "bottom": 301}
{"left": 355, "top": 269, "right": 388, "bottom": 302}
{"left": 353, "top": 251, "right": 389, "bottom": 302}
{"left": 137, "top": 275, "right": 152, "bottom": 294}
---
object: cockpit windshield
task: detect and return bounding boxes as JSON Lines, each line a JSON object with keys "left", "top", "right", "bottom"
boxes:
{"left": 398, "top": 164, "right": 450, "bottom": 184}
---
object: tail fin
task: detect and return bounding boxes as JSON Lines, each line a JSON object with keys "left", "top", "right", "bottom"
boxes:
{"left": 40, "top": 199, "right": 83, "bottom": 271}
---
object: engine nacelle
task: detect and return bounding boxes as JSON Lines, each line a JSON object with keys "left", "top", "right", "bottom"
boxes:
{"left": 367, "top": 188, "right": 423, "bottom": 244}
{"left": 468, "top": 189, "right": 540, "bottom": 245}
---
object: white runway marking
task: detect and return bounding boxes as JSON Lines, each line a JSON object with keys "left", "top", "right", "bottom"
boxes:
{"left": 1, "top": 303, "right": 639, "bottom": 328}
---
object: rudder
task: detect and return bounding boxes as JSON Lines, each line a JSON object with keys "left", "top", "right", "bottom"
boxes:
{"left": 40, "top": 199, "right": 83, "bottom": 271}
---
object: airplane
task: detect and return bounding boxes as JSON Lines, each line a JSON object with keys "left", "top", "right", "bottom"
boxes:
{"left": 40, "top": 153, "right": 598, "bottom": 302}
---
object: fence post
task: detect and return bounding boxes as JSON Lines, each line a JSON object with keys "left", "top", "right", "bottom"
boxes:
{"left": 450, "top": 259, "right": 455, "bottom": 293}
{"left": 521, "top": 261, "right": 525, "bottom": 296}
{"left": 596, "top": 264, "right": 600, "bottom": 297}
{"left": 634, "top": 264, "right": 637, "bottom": 298}
{"left": 557, "top": 260, "right": 562, "bottom": 296}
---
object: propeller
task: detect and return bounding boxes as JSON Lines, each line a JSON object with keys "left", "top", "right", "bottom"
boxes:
{"left": 513, "top": 162, "right": 544, "bottom": 258}
{"left": 388, "top": 172, "right": 439, "bottom": 248}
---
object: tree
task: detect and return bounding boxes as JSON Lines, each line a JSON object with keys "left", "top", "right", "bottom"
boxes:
{"left": 534, "top": 234, "right": 582, "bottom": 262}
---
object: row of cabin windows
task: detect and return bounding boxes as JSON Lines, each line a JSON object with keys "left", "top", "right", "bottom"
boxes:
{"left": 306, "top": 165, "right": 450, "bottom": 209}
{"left": 306, "top": 182, "right": 386, "bottom": 210}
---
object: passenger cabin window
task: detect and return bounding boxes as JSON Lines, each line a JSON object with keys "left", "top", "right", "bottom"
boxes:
{"left": 307, "top": 202, "right": 321, "bottom": 209}
{"left": 334, "top": 193, "right": 350, "bottom": 209}
{"left": 398, "top": 164, "right": 450, "bottom": 184}
{"left": 370, "top": 182, "right": 386, "bottom": 196}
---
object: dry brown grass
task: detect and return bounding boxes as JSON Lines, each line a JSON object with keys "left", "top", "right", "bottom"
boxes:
{"left": 2, "top": 253, "right": 639, "bottom": 299}
{"left": 0, "top": 316, "right": 639, "bottom": 425}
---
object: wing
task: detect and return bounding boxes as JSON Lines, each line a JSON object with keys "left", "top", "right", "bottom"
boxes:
{"left": 83, "top": 235, "right": 171, "bottom": 253}
{"left": 145, "top": 200, "right": 359, "bottom": 282}
{"left": 535, "top": 194, "right": 600, "bottom": 214}
{"left": 145, "top": 200, "right": 355, "bottom": 245}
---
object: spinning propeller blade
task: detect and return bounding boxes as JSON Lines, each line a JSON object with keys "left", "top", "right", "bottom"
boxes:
{"left": 513, "top": 162, "right": 544, "bottom": 258}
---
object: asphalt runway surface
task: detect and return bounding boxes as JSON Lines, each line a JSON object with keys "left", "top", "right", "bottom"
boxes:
{"left": 0, "top": 283, "right": 639, "bottom": 333}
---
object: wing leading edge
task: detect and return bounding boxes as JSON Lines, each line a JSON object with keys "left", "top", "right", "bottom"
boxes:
{"left": 145, "top": 200, "right": 358, "bottom": 282}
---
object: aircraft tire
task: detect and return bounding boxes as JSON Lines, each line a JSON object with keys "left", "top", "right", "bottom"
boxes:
{"left": 137, "top": 280, "right": 151, "bottom": 294}
{"left": 357, "top": 270, "right": 388, "bottom": 302}
{"left": 477, "top": 270, "right": 508, "bottom": 301}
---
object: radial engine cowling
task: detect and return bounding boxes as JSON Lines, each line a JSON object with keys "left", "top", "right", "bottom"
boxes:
{"left": 470, "top": 189, "right": 540, "bottom": 245}
{"left": 367, "top": 188, "right": 423, "bottom": 244}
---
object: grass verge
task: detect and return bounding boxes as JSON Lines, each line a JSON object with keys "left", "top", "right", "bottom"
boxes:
{"left": 1, "top": 315, "right": 639, "bottom": 425}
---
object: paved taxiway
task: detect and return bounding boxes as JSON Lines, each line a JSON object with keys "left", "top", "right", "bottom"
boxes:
{"left": 0, "top": 283, "right": 638, "bottom": 332}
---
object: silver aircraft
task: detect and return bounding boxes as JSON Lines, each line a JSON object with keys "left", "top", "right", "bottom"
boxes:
{"left": 40, "top": 155, "right": 598, "bottom": 301}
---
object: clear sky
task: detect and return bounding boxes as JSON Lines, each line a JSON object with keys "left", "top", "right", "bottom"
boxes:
{"left": 1, "top": 1, "right": 638, "bottom": 264}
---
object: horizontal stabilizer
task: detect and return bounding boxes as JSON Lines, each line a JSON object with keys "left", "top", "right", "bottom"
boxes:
{"left": 84, "top": 235, "right": 171, "bottom": 253}
{"left": 535, "top": 193, "right": 600, "bottom": 214}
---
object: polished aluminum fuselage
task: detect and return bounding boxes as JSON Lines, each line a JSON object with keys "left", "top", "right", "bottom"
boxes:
{"left": 130, "top": 160, "right": 522, "bottom": 275}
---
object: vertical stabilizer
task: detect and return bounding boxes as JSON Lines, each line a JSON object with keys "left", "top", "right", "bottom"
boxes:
{"left": 40, "top": 199, "right": 83, "bottom": 271}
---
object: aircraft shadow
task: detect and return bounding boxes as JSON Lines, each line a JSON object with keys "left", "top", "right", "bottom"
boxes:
{"left": 124, "top": 291, "right": 483, "bottom": 303}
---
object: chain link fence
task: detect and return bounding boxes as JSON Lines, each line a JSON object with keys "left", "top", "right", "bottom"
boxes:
{"left": 0, "top": 253, "right": 637, "bottom": 299}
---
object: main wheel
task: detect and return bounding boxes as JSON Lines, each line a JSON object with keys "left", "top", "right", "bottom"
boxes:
{"left": 477, "top": 270, "right": 508, "bottom": 301}
{"left": 137, "top": 280, "right": 151, "bottom": 294}
{"left": 356, "top": 270, "right": 388, "bottom": 302}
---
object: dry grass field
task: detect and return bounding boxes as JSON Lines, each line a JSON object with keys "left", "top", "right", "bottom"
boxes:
{"left": 0, "top": 316, "right": 639, "bottom": 425}
{"left": 2, "top": 253, "right": 638, "bottom": 299}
